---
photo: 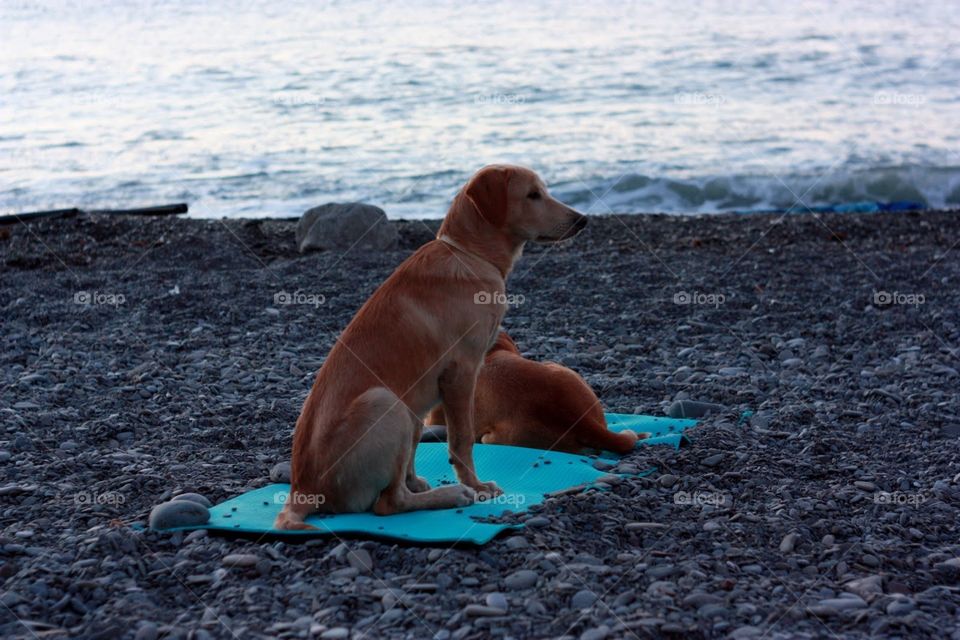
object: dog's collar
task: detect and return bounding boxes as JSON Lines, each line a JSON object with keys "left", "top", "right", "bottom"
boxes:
{"left": 438, "top": 234, "right": 504, "bottom": 276}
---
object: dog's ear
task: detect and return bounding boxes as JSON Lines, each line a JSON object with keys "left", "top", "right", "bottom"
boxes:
{"left": 465, "top": 166, "right": 513, "bottom": 227}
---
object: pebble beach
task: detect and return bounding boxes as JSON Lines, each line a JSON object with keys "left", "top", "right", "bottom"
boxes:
{"left": 2, "top": 209, "right": 960, "bottom": 639}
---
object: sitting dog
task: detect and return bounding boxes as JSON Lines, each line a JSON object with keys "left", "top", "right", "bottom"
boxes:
{"left": 426, "top": 331, "right": 645, "bottom": 455}
{"left": 275, "top": 165, "right": 587, "bottom": 529}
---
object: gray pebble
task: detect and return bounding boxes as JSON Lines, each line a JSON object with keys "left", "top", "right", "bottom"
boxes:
{"left": 222, "top": 554, "right": 260, "bottom": 568}
{"left": 485, "top": 592, "right": 508, "bottom": 611}
{"left": 270, "top": 461, "right": 291, "bottom": 483}
{"left": 172, "top": 492, "right": 212, "bottom": 508}
{"left": 134, "top": 622, "right": 158, "bottom": 640}
{"left": 347, "top": 548, "right": 374, "bottom": 574}
{"left": 702, "top": 453, "right": 724, "bottom": 467}
{"left": 667, "top": 400, "right": 724, "bottom": 419}
{"left": 149, "top": 500, "right": 210, "bottom": 530}
{"left": 579, "top": 625, "right": 609, "bottom": 640}
{"left": 571, "top": 589, "right": 597, "bottom": 609}
{"left": 779, "top": 532, "right": 799, "bottom": 553}
{"left": 504, "top": 569, "right": 538, "bottom": 590}
{"left": 464, "top": 604, "right": 505, "bottom": 617}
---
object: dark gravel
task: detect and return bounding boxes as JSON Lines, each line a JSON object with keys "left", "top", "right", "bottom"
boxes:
{"left": 2, "top": 209, "right": 960, "bottom": 639}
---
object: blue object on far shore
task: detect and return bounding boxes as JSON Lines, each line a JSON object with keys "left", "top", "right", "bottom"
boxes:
{"left": 164, "top": 412, "right": 698, "bottom": 545}
{"left": 741, "top": 200, "right": 927, "bottom": 215}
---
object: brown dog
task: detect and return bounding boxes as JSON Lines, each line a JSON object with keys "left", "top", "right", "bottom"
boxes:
{"left": 426, "top": 332, "right": 644, "bottom": 455}
{"left": 275, "top": 165, "right": 587, "bottom": 529}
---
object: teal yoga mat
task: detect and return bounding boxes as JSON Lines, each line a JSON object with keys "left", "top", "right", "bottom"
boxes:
{"left": 167, "top": 413, "right": 697, "bottom": 544}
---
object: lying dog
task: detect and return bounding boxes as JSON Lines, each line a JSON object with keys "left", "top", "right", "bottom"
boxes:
{"left": 275, "top": 165, "right": 587, "bottom": 529}
{"left": 426, "top": 331, "right": 644, "bottom": 455}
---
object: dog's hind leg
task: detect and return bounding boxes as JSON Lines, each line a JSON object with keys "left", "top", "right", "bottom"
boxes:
{"left": 349, "top": 390, "right": 475, "bottom": 515}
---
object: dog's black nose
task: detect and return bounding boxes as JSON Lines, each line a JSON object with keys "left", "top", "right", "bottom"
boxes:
{"left": 573, "top": 215, "right": 588, "bottom": 231}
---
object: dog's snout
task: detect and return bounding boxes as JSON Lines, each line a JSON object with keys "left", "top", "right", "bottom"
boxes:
{"left": 572, "top": 215, "right": 588, "bottom": 232}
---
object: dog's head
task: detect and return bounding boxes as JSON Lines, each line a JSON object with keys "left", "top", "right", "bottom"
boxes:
{"left": 445, "top": 165, "right": 587, "bottom": 244}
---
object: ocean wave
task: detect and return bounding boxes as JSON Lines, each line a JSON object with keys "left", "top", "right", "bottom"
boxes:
{"left": 551, "top": 165, "right": 960, "bottom": 215}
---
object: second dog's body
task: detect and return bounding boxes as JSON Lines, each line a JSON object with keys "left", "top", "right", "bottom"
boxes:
{"left": 427, "top": 332, "right": 644, "bottom": 455}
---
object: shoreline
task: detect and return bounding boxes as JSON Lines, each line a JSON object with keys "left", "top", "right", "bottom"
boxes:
{"left": 2, "top": 208, "right": 960, "bottom": 638}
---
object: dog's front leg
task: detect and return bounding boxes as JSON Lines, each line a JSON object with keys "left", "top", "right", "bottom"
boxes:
{"left": 439, "top": 364, "right": 502, "bottom": 498}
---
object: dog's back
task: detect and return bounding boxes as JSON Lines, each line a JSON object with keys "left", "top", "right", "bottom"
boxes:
{"left": 429, "top": 331, "right": 642, "bottom": 454}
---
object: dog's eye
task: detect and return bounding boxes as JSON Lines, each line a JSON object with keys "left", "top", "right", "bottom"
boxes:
{"left": 527, "top": 191, "right": 541, "bottom": 200}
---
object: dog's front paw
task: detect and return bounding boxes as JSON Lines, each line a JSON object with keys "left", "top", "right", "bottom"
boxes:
{"left": 451, "top": 484, "right": 477, "bottom": 507}
{"left": 472, "top": 480, "right": 502, "bottom": 501}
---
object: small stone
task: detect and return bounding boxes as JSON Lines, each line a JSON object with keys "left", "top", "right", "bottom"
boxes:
{"left": 845, "top": 575, "right": 882, "bottom": 601}
{"left": 860, "top": 554, "right": 881, "bottom": 568}
{"left": 779, "top": 533, "right": 799, "bottom": 553}
{"left": 886, "top": 597, "right": 914, "bottom": 615}
{"left": 854, "top": 481, "right": 876, "bottom": 492}
{"left": 270, "top": 461, "right": 291, "bottom": 483}
{"left": 149, "top": 500, "right": 209, "bottom": 530}
{"left": 134, "top": 622, "right": 158, "bottom": 640}
{"left": 657, "top": 474, "right": 677, "bottom": 488}
{"left": 579, "top": 625, "right": 609, "bottom": 640}
{"left": 485, "top": 592, "right": 508, "bottom": 612}
{"left": 172, "top": 492, "right": 212, "bottom": 508}
{"left": 667, "top": 400, "right": 724, "bottom": 419}
{"left": 464, "top": 604, "right": 505, "bottom": 617}
{"left": 571, "top": 589, "right": 597, "bottom": 609}
{"left": 626, "top": 522, "right": 668, "bottom": 532}
{"left": 525, "top": 516, "right": 550, "bottom": 528}
{"left": 817, "top": 596, "right": 867, "bottom": 610}
{"left": 222, "top": 554, "right": 260, "bottom": 568}
{"left": 933, "top": 558, "right": 960, "bottom": 582}
{"left": 320, "top": 628, "right": 349, "bottom": 640}
{"left": 504, "top": 535, "right": 529, "bottom": 550}
{"left": 504, "top": 569, "right": 538, "bottom": 590}
{"left": 682, "top": 592, "right": 723, "bottom": 608}
{"left": 347, "top": 548, "right": 374, "bottom": 574}
{"left": 702, "top": 453, "right": 724, "bottom": 467}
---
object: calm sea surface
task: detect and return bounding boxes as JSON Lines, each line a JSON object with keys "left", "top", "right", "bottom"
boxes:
{"left": 2, "top": 0, "right": 959, "bottom": 218}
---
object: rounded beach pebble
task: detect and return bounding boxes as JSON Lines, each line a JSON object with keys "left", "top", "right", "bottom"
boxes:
{"left": 171, "top": 492, "right": 212, "bottom": 508}
{"left": 149, "top": 500, "right": 210, "bottom": 530}
{"left": 270, "top": 461, "right": 292, "bottom": 483}
{"left": 667, "top": 399, "right": 724, "bottom": 419}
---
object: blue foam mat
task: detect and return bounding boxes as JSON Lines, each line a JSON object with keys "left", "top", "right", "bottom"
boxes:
{"left": 167, "top": 412, "right": 697, "bottom": 544}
